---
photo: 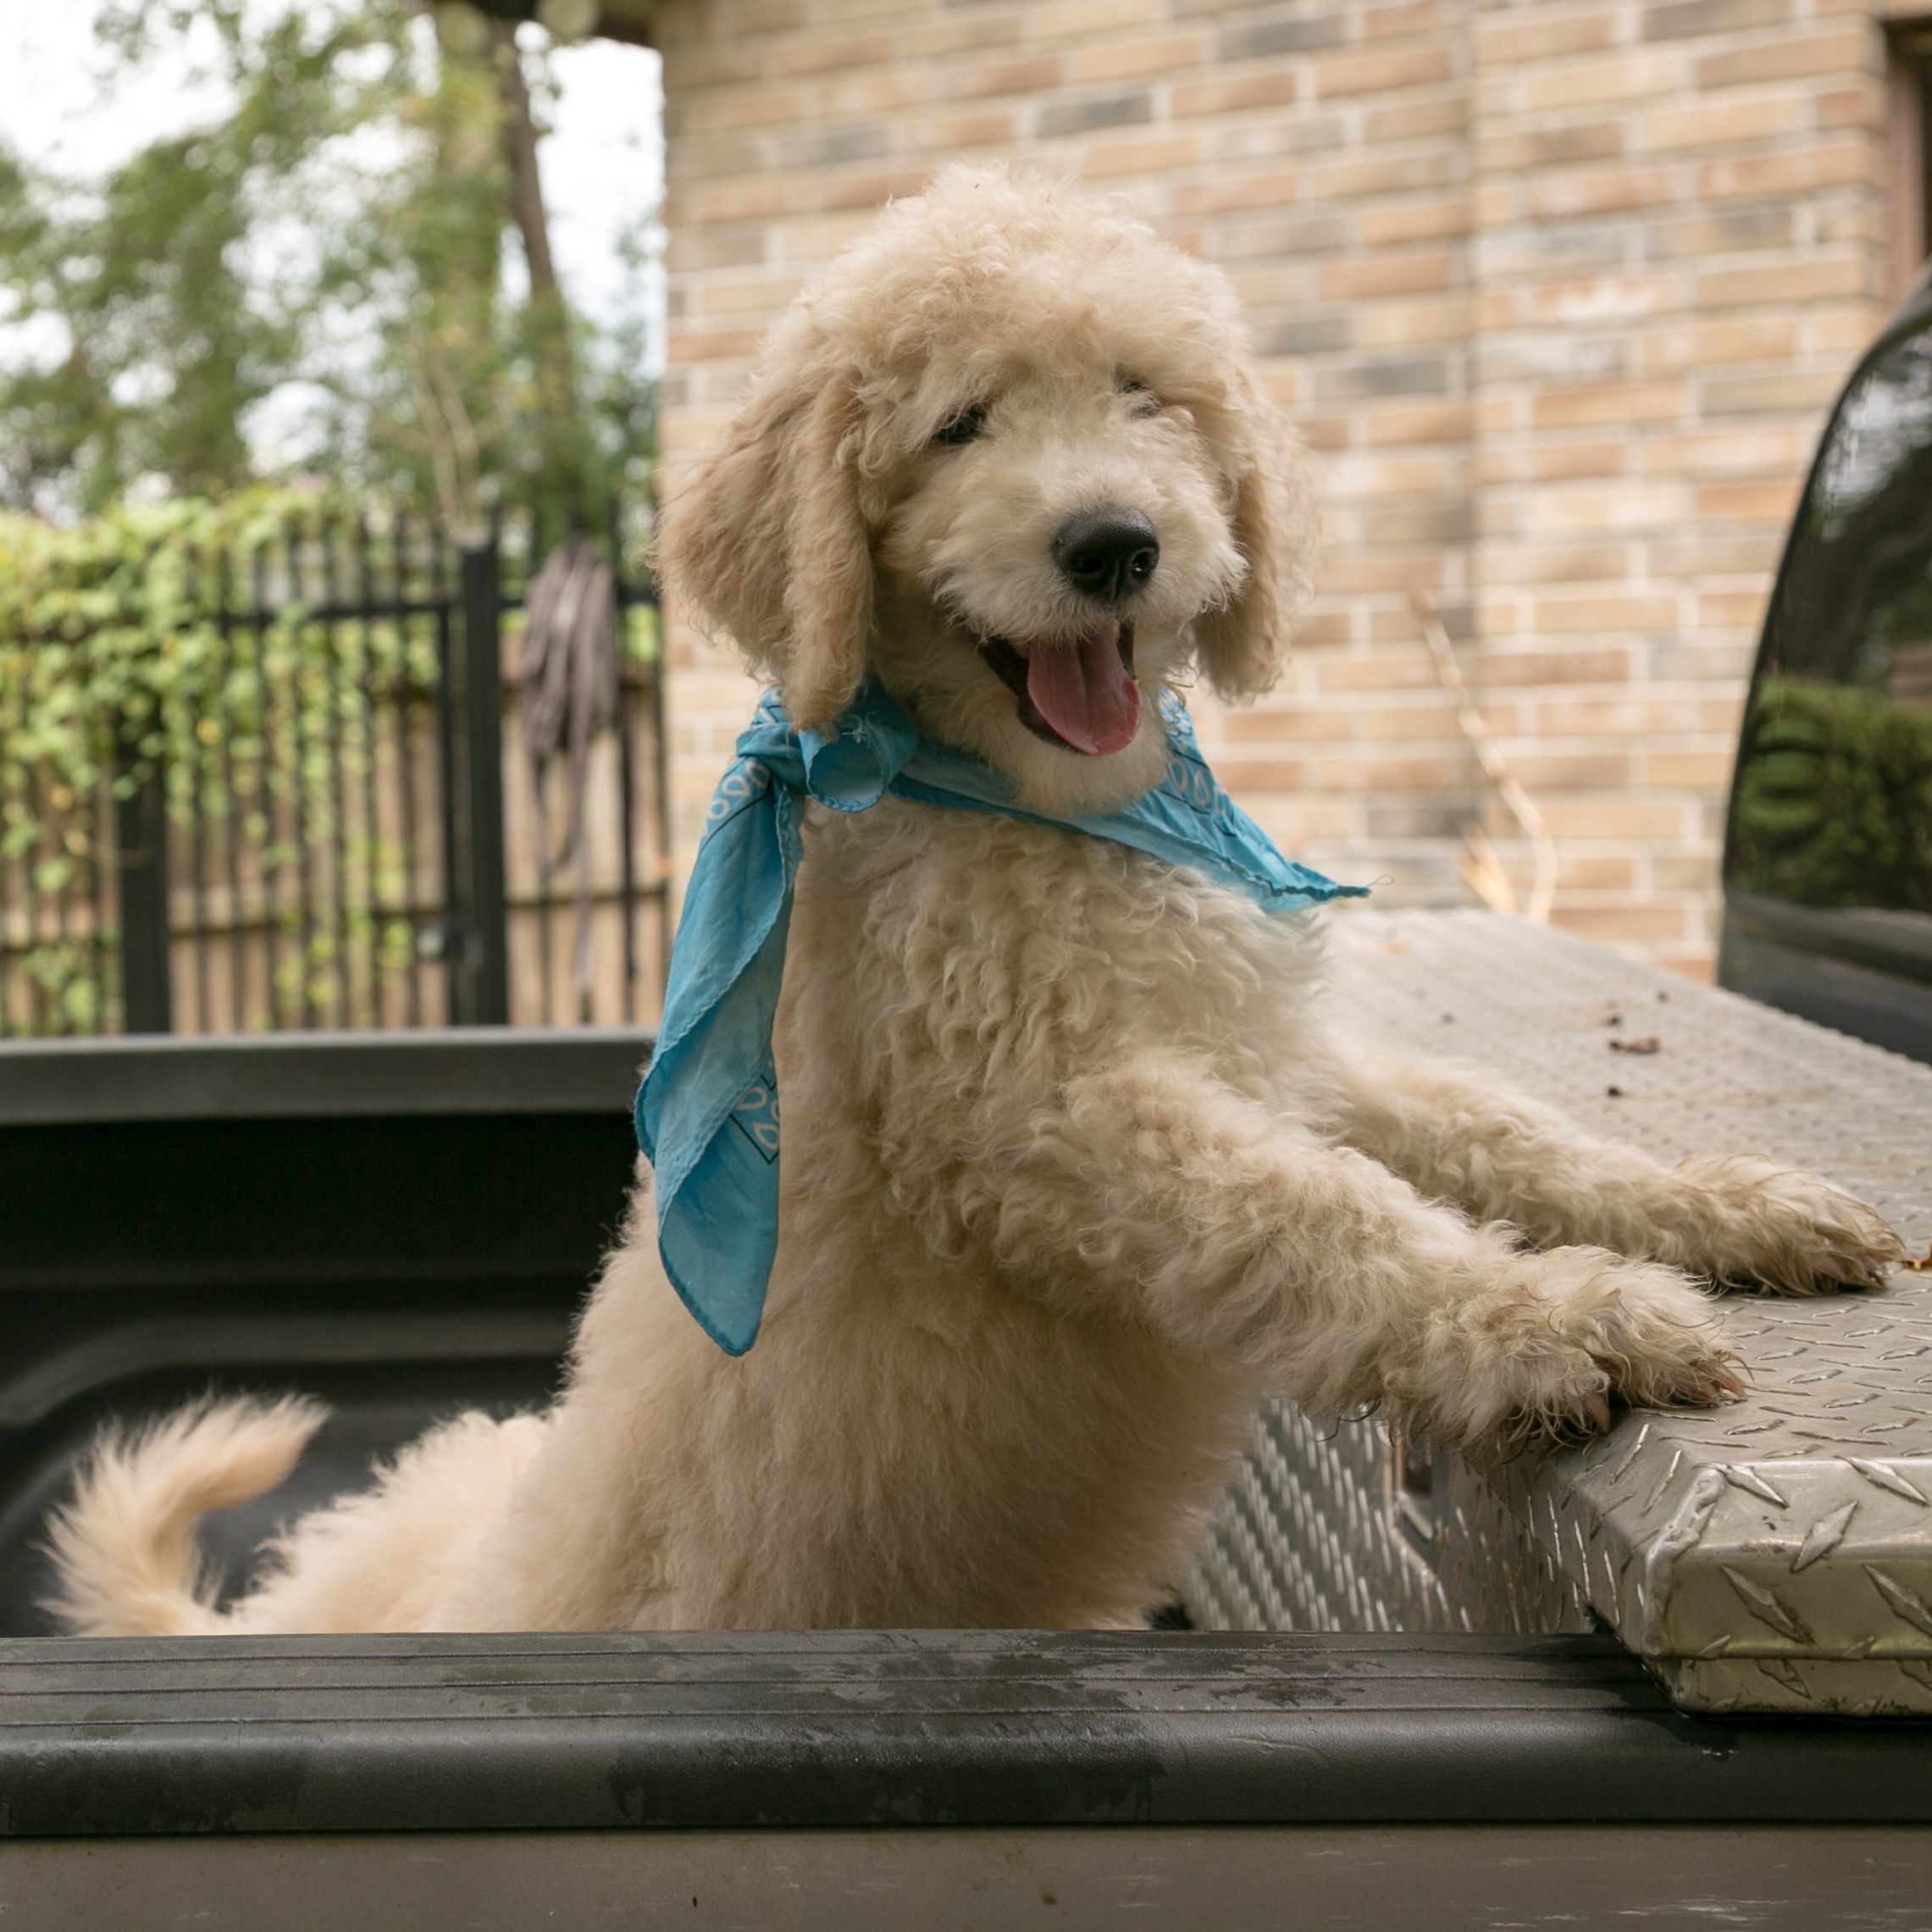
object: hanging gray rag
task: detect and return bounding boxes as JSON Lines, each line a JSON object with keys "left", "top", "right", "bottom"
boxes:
{"left": 519, "top": 535, "right": 619, "bottom": 1018}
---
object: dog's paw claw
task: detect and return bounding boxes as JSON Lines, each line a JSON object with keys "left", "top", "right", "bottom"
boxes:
{"left": 1409, "top": 1247, "right": 1739, "bottom": 1449}
{"left": 1672, "top": 1157, "right": 1904, "bottom": 1297}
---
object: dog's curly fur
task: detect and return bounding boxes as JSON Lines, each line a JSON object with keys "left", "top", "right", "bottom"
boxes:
{"left": 47, "top": 169, "right": 1901, "bottom": 1638}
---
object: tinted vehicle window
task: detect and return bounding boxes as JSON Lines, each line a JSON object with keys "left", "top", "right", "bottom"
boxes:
{"left": 1727, "top": 313, "right": 1932, "bottom": 915}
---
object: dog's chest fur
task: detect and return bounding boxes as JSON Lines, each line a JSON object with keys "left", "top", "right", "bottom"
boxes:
{"left": 783, "top": 792, "right": 1331, "bottom": 1131}
{"left": 628, "top": 794, "right": 1340, "bottom": 1626}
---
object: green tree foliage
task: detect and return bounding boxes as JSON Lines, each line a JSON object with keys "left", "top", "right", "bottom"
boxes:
{"left": 0, "top": 1, "right": 657, "bottom": 529}
{"left": 1730, "top": 677, "right": 1932, "bottom": 912}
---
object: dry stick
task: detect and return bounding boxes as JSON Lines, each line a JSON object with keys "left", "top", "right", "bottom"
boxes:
{"left": 1410, "top": 595, "right": 1557, "bottom": 927}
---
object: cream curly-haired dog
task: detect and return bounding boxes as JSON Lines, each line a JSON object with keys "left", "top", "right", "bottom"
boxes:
{"left": 51, "top": 168, "right": 1898, "bottom": 1638}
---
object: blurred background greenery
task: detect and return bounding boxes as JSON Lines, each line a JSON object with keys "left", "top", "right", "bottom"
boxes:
{"left": 0, "top": 0, "right": 662, "bottom": 535}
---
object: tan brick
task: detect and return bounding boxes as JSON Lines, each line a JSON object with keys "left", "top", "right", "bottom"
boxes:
{"left": 1694, "top": 478, "right": 1802, "bottom": 522}
{"left": 813, "top": 0, "right": 909, "bottom": 23}
{"left": 1528, "top": 275, "right": 1682, "bottom": 326}
{"left": 1026, "top": 0, "right": 1163, "bottom": 41}
{"left": 1639, "top": 91, "right": 1813, "bottom": 153}
{"left": 896, "top": 13, "right": 1025, "bottom": 59}
{"left": 1174, "top": 170, "right": 1300, "bottom": 216}
{"left": 767, "top": 30, "right": 891, "bottom": 75}
{"left": 1310, "top": 753, "right": 1467, "bottom": 792}
{"left": 1082, "top": 132, "right": 1205, "bottom": 179}
{"left": 1816, "top": 82, "right": 1883, "bottom": 131}
{"left": 1523, "top": 51, "right": 1683, "bottom": 113}
{"left": 693, "top": 274, "right": 809, "bottom": 316}
{"left": 667, "top": 226, "right": 768, "bottom": 273}
{"left": 1807, "top": 303, "right": 1890, "bottom": 353}
{"left": 1475, "top": 8, "right": 1620, "bottom": 63}
{"left": 1172, "top": 68, "right": 1302, "bottom": 119}
{"left": 1318, "top": 252, "right": 1456, "bottom": 299}
{"left": 1642, "top": 424, "right": 1806, "bottom": 475}
{"left": 1696, "top": 138, "right": 1874, "bottom": 198}
{"left": 1526, "top": 163, "right": 1682, "bottom": 219}
{"left": 662, "top": 42, "right": 766, "bottom": 87}
{"left": 1524, "top": 484, "right": 1690, "bottom": 534}
{"left": 945, "top": 54, "right": 1064, "bottom": 101}
{"left": 1554, "top": 855, "right": 1641, "bottom": 891}
{"left": 1651, "top": 531, "right": 1784, "bottom": 576}
{"left": 1696, "top": 254, "right": 1872, "bottom": 307}
{"left": 1467, "top": 647, "right": 1639, "bottom": 689}
{"left": 1531, "top": 594, "right": 1682, "bottom": 635}
{"left": 812, "top": 70, "right": 933, "bottom": 116}
{"left": 1531, "top": 381, "right": 1686, "bottom": 430}
{"left": 1362, "top": 91, "right": 1471, "bottom": 144}
{"left": 1509, "top": 750, "right": 1637, "bottom": 789}
{"left": 1362, "top": 401, "right": 1475, "bottom": 446}
{"left": 1654, "top": 950, "right": 1717, "bottom": 983}
{"left": 905, "top": 108, "right": 1021, "bottom": 153}
{"left": 1692, "top": 21, "right": 1875, "bottom": 89}
{"left": 1072, "top": 28, "right": 1209, "bottom": 83}
{"left": 684, "top": 83, "right": 811, "bottom": 134}
{"left": 1647, "top": 746, "right": 1737, "bottom": 789}
{"left": 667, "top": 324, "right": 767, "bottom": 365}
{"left": 732, "top": 0, "right": 804, "bottom": 29}
{"left": 1305, "top": 149, "right": 1453, "bottom": 199}
{"left": 1213, "top": 758, "right": 1309, "bottom": 793}
{"left": 1697, "top": 367, "right": 1847, "bottom": 416}
{"left": 1312, "top": 43, "right": 1458, "bottom": 99}
{"left": 1550, "top": 902, "right": 1691, "bottom": 943}
{"left": 1315, "top": 651, "right": 1443, "bottom": 692}
{"left": 1539, "top": 798, "right": 1691, "bottom": 842}
{"left": 1363, "top": 0, "right": 1462, "bottom": 40}
{"left": 1359, "top": 196, "right": 1472, "bottom": 246}
{"left": 1348, "top": 702, "right": 1462, "bottom": 742}
{"left": 1475, "top": 121, "right": 1625, "bottom": 173}
{"left": 1357, "top": 298, "right": 1472, "bottom": 350}
{"left": 1636, "top": 314, "right": 1797, "bottom": 374}
{"left": 1475, "top": 542, "right": 1633, "bottom": 584}
{"left": 1222, "top": 708, "right": 1354, "bottom": 744}
{"left": 1639, "top": 0, "right": 1790, "bottom": 43}
{"left": 1647, "top": 839, "right": 1719, "bottom": 888}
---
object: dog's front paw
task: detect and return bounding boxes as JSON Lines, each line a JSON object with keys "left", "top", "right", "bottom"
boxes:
{"left": 1398, "top": 1247, "right": 1740, "bottom": 1448}
{"left": 1664, "top": 1155, "right": 1902, "bottom": 1295}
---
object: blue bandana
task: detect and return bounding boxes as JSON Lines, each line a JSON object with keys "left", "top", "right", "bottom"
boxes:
{"left": 635, "top": 682, "right": 1366, "bottom": 1354}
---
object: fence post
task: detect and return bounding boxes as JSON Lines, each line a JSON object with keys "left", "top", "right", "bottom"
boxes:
{"left": 113, "top": 745, "right": 173, "bottom": 1033}
{"left": 447, "top": 540, "right": 511, "bottom": 1025}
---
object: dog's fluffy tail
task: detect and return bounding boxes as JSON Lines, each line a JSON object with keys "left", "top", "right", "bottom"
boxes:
{"left": 43, "top": 1396, "right": 325, "bottom": 1637}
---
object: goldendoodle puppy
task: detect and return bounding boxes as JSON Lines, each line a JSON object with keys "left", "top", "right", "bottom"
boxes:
{"left": 49, "top": 168, "right": 1899, "bottom": 1637}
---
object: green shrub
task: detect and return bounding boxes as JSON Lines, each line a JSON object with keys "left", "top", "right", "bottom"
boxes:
{"left": 1730, "top": 675, "right": 1932, "bottom": 911}
{"left": 0, "top": 490, "right": 435, "bottom": 1031}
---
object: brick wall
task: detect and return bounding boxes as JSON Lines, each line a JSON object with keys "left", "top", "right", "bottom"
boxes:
{"left": 652, "top": 0, "right": 1901, "bottom": 980}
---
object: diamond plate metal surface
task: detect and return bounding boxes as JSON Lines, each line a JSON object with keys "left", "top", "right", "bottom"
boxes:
{"left": 1182, "top": 910, "right": 1932, "bottom": 1713}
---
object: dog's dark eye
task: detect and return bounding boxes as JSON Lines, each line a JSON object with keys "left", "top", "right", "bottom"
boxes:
{"left": 1120, "top": 379, "right": 1161, "bottom": 418}
{"left": 933, "top": 407, "right": 985, "bottom": 446}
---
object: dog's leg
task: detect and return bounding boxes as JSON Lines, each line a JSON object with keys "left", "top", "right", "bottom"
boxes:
{"left": 1325, "top": 1047, "right": 1901, "bottom": 1294}
{"left": 990, "top": 1055, "right": 1740, "bottom": 1447}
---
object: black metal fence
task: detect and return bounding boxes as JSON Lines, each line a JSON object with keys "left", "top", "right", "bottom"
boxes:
{"left": 0, "top": 509, "right": 669, "bottom": 1036}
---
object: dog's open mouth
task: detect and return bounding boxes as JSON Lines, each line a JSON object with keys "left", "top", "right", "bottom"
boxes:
{"left": 977, "top": 622, "right": 1139, "bottom": 756}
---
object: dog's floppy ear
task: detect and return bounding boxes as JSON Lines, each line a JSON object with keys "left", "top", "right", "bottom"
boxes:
{"left": 1193, "top": 369, "right": 1317, "bottom": 702}
{"left": 659, "top": 368, "right": 872, "bottom": 733}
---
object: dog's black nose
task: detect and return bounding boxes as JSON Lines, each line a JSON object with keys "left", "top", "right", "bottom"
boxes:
{"left": 1053, "top": 508, "right": 1160, "bottom": 601}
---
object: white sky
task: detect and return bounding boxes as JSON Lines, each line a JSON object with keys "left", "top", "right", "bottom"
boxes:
{"left": 0, "top": 3, "right": 665, "bottom": 336}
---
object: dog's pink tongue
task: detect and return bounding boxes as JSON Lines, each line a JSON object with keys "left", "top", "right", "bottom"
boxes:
{"left": 1026, "top": 623, "right": 1140, "bottom": 756}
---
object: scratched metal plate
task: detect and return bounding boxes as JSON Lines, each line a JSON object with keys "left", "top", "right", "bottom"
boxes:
{"left": 1182, "top": 909, "right": 1932, "bottom": 1714}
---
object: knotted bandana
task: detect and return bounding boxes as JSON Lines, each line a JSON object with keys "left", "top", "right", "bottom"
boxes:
{"left": 635, "top": 681, "right": 1366, "bottom": 1354}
